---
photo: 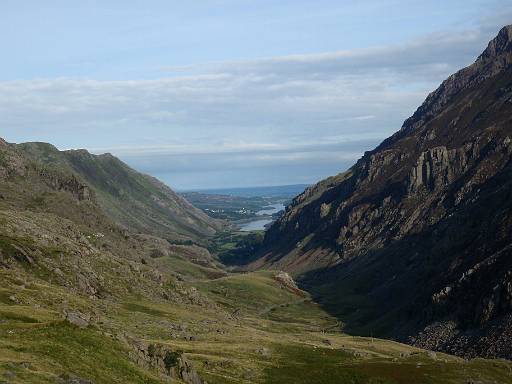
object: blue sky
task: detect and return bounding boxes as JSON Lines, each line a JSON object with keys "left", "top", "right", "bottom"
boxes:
{"left": 1, "top": 1, "right": 511, "bottom": 189}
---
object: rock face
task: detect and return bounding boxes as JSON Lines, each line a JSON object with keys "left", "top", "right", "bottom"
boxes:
{"left": 39, "top": 168, "right": 93, "bottom": 201}
{"left": 252, "top": 25, "right": 512, "bottom": 359}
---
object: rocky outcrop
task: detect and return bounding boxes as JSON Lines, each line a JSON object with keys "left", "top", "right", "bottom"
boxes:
{"left": 274, "top": 271, "right": 306, "bottom": 296}
{"left": 64, "top": 311, "right": 92, "bottom": 329}
{"left": 252, "top": 25, "right": 512, "bottom": 359}
{"left": 0, "top": 141, "right": 93, "bottom": 202}
{"left": 39, "top": 167, "right": 93, "bottom": 201}
{"left": 130, "top": 340, "right": 207, "bottom": 384}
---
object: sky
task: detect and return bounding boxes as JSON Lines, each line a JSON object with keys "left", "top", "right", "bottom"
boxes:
{"left": 1, "top": 1, "right": 511, "bottom": 190}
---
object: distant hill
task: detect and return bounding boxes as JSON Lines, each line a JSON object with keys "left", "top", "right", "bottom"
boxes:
{"left": 188, "top": 184, "right": 310, "bottom": 198}
{"left": 251, "top": 25, "right": 512, "bottom": 359}
{"left": 14, "top": 141, "right": 224, "bottom": 243}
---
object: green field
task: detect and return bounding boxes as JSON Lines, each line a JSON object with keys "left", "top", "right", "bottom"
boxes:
{"left": 1, "top": 265, "right": 511, "bottom": 384}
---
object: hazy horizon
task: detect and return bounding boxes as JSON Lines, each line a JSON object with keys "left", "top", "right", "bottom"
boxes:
{"left": 176, "top": 183, "right": 310, "bottom": 194}
{"left": 1, "top": 1, "right": 511, "bottom": 189}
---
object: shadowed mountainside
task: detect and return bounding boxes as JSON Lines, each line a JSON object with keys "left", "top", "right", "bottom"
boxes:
{"left": 251, "top": 25, "right": 512, "bottom": 359}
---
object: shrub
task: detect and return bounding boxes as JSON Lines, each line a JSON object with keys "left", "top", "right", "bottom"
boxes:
{"left": 163, "top": 350, "right": 182, "bottom": 372}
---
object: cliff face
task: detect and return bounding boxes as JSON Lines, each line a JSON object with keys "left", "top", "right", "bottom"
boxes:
{"left": 253, "top": 25, "right": 512, "bottom": 359}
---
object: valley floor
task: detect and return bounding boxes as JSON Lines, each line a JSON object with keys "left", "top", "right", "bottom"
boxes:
{"left": 1, "top": 267, "right": 511, "bottom": 384}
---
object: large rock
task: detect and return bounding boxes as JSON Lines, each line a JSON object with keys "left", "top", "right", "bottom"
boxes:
{"left": 65, "top": 311, "right": 91, "bottom": 329}
{"left": 129, "top": 340, "right": 207, "bottom": 384}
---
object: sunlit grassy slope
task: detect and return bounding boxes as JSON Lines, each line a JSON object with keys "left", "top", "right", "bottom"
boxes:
{"left": 1, "top": 266, "right": 511, "bottom": 384}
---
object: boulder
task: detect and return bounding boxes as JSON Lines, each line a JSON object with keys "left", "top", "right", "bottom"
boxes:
{"left": 65, "top": 311, "right": 90, "bottom": 329}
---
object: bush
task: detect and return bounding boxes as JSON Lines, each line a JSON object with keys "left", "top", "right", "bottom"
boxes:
{"left": 163, "top": 350, "right": 182, "bottom": 372}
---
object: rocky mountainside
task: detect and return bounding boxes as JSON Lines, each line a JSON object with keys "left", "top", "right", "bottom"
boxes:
{"left": 251, "top": 25, "right": 512, "bottom": 359}
{"left": 14, "top": 141, "right": 224, "bottom": 244}
{"left": 0, "top": 136, "right": 234, "bottom": 383}
{"left": 4, "top": 137, "right": 508, "bottom": 383}
{"left": 0, "top": 136, "right": 225, "bottom": 284}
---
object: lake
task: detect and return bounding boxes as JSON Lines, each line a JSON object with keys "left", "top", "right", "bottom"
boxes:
{"left": 239, "top": 203, "right": 285, "bottom": 231}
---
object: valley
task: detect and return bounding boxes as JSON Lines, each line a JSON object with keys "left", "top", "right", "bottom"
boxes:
{"left": 1, "top": 16, "right": 512, "bottom": 384}
{"left": 1, "top": 137, "right": 510, "bottom": 383}
{"left": 2, "top": 258, "right": 511, "bottom": 384}
{"left": 180, "top": 185, "right": 302, "bottom": 231}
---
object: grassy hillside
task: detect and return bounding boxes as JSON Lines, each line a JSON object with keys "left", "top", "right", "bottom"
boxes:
{"left": 16, "top": 142, "right": 224, "bottom": 244}
{"left": 1, "top": 267, "right": 511, "bottom": 384}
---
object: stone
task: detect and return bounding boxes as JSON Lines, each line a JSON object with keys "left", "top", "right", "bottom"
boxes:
{"left": 128, "top": 340, "right": 207, "bottom": 384}
{"left": 256, "top": 347, "right": 271, "bottom": 357}
{"left": 58, "top": 374, "right": 95, "bottom": 384}
{"left": 178, "top": 355, "right": 207, "bottom": 384}
{"left": 65, "top": 311, "right": 90, "bottom": 329}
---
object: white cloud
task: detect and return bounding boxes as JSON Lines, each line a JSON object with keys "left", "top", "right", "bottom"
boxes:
{"left": 0, "top": 16, "right": 510, "bottom": 188}
{"left": 0, "top": 25, "right": 493, "bottom": 141}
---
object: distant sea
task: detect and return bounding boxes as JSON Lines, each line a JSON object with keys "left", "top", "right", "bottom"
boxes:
{"left": 188, "top": 184, "right": 309, "bottom": 198}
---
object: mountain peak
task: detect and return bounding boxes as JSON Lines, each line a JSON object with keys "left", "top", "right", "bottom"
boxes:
{"left": 479, "top": 24, "right": 512, "bottom": 61}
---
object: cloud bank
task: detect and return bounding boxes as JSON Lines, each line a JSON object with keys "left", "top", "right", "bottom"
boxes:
{"left": 1, "top": 14, "right": 510, "bottom": 188}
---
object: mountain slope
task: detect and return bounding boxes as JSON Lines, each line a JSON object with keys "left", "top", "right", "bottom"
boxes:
{"left": 3, "top": 139, "right": 509, "bottom": 383}
{"left": 251, "top": 25, "right": 512, "bottom": 359}
{"left": 15, "top": 142, "right": 224, "bottom": 243}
